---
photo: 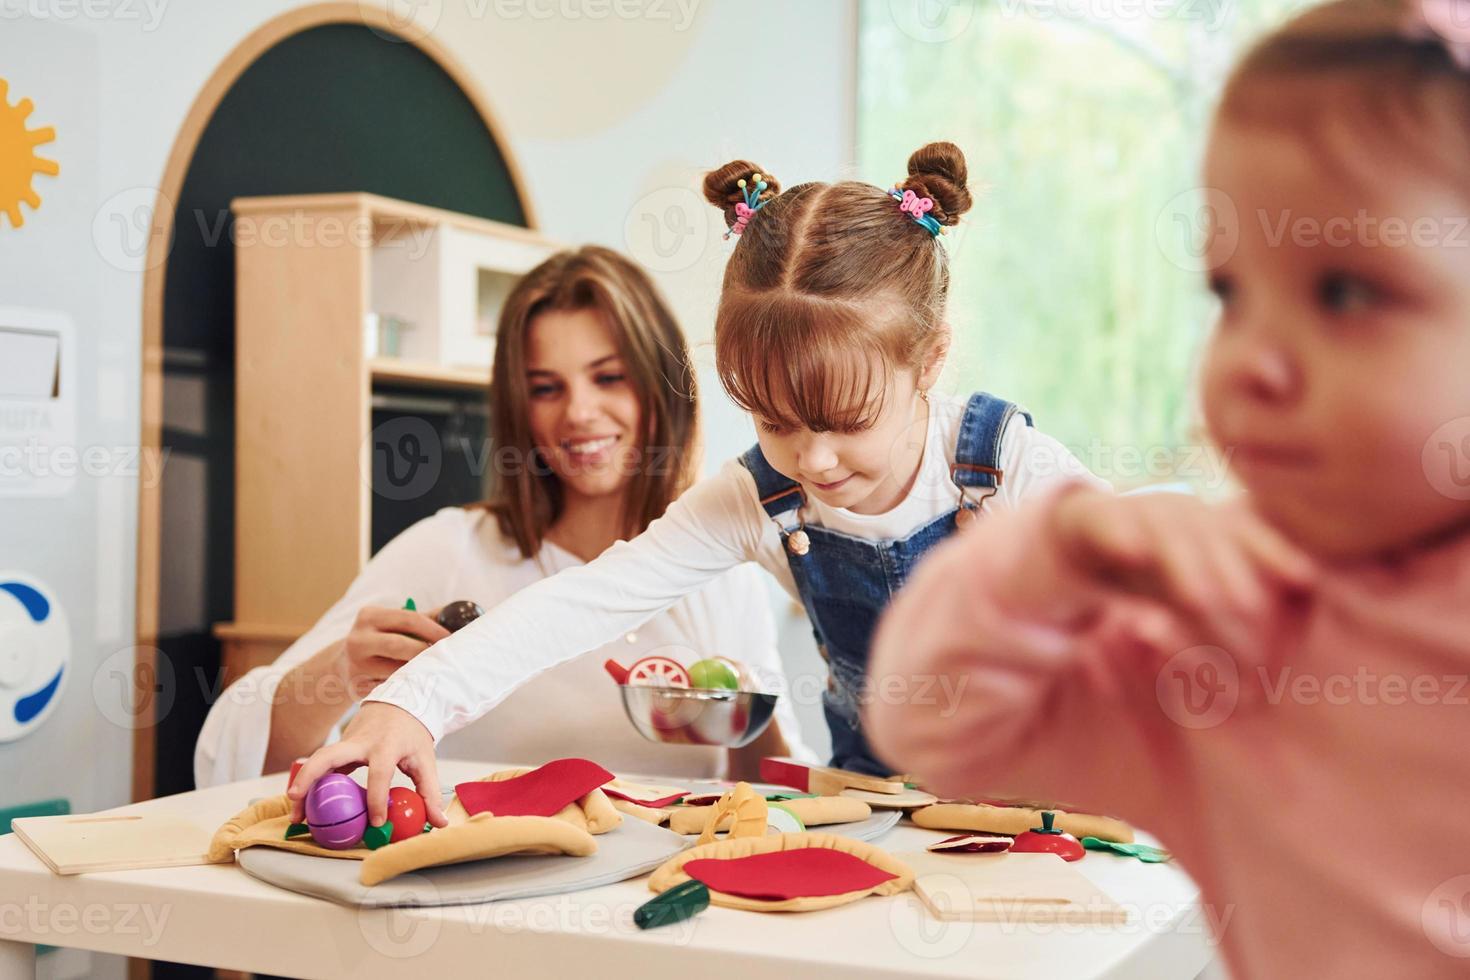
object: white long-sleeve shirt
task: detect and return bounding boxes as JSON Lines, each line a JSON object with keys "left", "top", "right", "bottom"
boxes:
{"left": 368, "top": 393, "right": 1104, "bottom": 742}
{"left": 193, "top": 506, "right": 812, "bottom": 786}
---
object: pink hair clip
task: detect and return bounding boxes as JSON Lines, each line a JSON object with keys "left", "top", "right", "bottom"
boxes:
{"left": 888, "top": 186, "right": 944, "bottom": 236}
{"left": 1404, "top": 0, "right": 1470, "bottom": 69}
{"left": 725, "top": 173, "right": 769, "bottom": 240}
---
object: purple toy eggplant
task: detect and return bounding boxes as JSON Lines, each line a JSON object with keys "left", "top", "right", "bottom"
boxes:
{"left": 304, "top": 773, "right": 368, "bottom": 850}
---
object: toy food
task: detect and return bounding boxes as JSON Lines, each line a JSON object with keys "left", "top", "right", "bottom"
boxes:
{"left": 304, "top": 773, "right": 368, "bottom": 850}
{"left": 927, "top": 834, "right": 1013, "bottom": 854}
{"left": 696, "top": 782, "right": 769, "bottom": 845}
{"left": 385, "top": 787, "right": 427, "bottom": 843}
{"left": 624, "top": 655, "right": 691, "bottom": 687}
{"left": 1009, "top": 811, "right": 1085, "bottom": 862}
{"left": 688, "top": 657, "right": 741, "bottom": 690}
{"left": 435, "top": 600, "right": 485, "bottom": 633}
{"left": 649, "top": 832, "right": 914, "bottom": 913}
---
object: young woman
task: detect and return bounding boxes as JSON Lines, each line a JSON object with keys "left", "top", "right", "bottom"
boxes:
{"left": 195, "top": 246, "right": 808, "bottom": 786}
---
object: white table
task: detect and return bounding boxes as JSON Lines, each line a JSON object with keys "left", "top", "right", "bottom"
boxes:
{"left": 0, "top": 761, "right": 1217, "bottom": 979}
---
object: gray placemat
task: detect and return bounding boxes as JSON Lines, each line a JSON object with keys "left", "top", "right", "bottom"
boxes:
{"left": 238, "top": 815, "right": 689, "bottom": 909}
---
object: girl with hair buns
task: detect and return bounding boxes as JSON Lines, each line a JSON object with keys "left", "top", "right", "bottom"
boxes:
{"left": 288, "top": 142, "right": 1102, "bottom": 830}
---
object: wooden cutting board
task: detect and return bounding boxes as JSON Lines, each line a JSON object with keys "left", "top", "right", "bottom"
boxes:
{"left": 906, "top": 850, "right": 1129, "bottom": 925}
{"left": 12, "top": 812, "right": 220, "bottom": 875}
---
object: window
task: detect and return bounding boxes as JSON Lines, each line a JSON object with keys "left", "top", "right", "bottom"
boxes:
{"left": 860, "top": 0, "right": 1309, "bottom": 487}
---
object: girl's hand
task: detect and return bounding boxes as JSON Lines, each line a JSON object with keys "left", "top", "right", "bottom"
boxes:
{"left": 286, "top": 701, "right": 449, "bottom": 828}
{"left": 1049, "top": 488, "right": 1316, "bottom": 661}
{"left": 337, "top": 606, "right": 451, "bottom": 699}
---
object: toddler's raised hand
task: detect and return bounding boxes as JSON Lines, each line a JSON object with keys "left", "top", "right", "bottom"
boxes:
{"left": 1048, "top": 488, "right": 1316, "bottom": 664}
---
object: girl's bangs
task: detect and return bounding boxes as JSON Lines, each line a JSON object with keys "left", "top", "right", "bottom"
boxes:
{"left": 716, "top": 295, "right": 897, "bottom": 433}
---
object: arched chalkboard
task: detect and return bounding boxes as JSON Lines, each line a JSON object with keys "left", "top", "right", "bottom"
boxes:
{"left": 153, "top": 21, "right": 526, "bottom": 826}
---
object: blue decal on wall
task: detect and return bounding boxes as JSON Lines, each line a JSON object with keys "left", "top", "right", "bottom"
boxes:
{"left": 15, "top": 665, "right": 64, "bottom": 724}
{"left": 0, "top": 581, "right": 49, "bottom": 622}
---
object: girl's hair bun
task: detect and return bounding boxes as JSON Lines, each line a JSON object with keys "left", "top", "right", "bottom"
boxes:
{"left": 900, "top": 142, "right": 972, "bottom": 226}
{"left": 703, "top": 159, "right": 782, "bottom": 229}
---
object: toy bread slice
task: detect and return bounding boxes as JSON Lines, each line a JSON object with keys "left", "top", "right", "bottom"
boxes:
{"left": 446, "top": 766, "right": 622, "bottom": 835}
{"left": 911, "top": 803, "right": 1134, "bottom": 843}
{"left": 668, "top": 795, "right": 871, "bottom": 836}
{"left": 649, "top": 831, "right": 913, "bottom": 913}
{"left": 359, "top": 812, "right": 597, "bottom": 886}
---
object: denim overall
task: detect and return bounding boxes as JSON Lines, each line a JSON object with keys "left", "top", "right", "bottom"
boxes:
{"left": 740, "top": 392, "right": 1033, "bottom": 775}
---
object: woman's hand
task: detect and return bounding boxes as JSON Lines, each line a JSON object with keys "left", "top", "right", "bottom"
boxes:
{"left": 286, "top": 701, "right": 450, "bottom": 828}
{"left": 263, "top": 606, "right": 449, "bottom": 777}
{"left": 337, "top": 606, "right": 451, "bottom": 698}
{"left": 1048, "top": 488, "right": 1317, "bottom": 661}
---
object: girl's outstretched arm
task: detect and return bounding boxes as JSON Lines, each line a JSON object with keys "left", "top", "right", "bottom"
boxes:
{"left": 289, "top": 464, "right": 769, "bottom": 824}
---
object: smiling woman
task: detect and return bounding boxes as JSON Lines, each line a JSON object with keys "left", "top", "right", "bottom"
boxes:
{"left": 194, "top": 247, "right": 809, "bottom": 786}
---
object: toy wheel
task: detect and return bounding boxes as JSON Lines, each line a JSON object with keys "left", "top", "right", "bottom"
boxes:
{"left": 627, "top": 655, "right": 690, "bottom": 688}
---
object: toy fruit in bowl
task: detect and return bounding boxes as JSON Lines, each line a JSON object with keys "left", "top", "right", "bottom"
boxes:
{"left": 688, "top": 657, "right": 741, "bottom": 691}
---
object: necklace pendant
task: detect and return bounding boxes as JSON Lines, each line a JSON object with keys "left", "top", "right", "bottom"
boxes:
{"left": 786, "top": 528, "right": 811, "bottom": 556}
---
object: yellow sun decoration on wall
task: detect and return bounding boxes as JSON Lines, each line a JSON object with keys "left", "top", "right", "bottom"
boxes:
{"left": 0, "top": 78, "right": 60, "bottom": 229}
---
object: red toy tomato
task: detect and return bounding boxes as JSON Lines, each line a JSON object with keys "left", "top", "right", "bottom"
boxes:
{"left": 1009, "top": 811, "right": 1085, "bottom": 862}
{"left": 386, "top": 786, "right": 427, "bottom": 843}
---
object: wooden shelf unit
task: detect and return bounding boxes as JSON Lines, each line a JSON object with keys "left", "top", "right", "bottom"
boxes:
{"left": 218, "top": 193, "right": 553, "bottom": 672}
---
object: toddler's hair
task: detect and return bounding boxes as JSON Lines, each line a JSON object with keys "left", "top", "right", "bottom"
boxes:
{"left": 703, "top": 142, "right": 973, "bottom": 432}
{"left": 1219, "top": 0, "right": 1470, "bottom": 188}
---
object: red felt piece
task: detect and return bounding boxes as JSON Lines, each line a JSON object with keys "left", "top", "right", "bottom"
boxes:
{"left": 683, "top": 847, "right": 898, "bottom": 901}
{"left": 603, "top": 787, "right": 687, "bottom": 809}
{"left": 455, "top": 758, "right": 615, "bottom": 818}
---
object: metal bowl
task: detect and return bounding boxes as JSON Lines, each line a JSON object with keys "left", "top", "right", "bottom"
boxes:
{"left": 617, "top": 685, "right": 778, "bottom": 748}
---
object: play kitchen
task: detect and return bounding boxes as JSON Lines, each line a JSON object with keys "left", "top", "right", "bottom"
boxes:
{"left": 0, "top": 650, "right": 1205, "bottom": 978}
